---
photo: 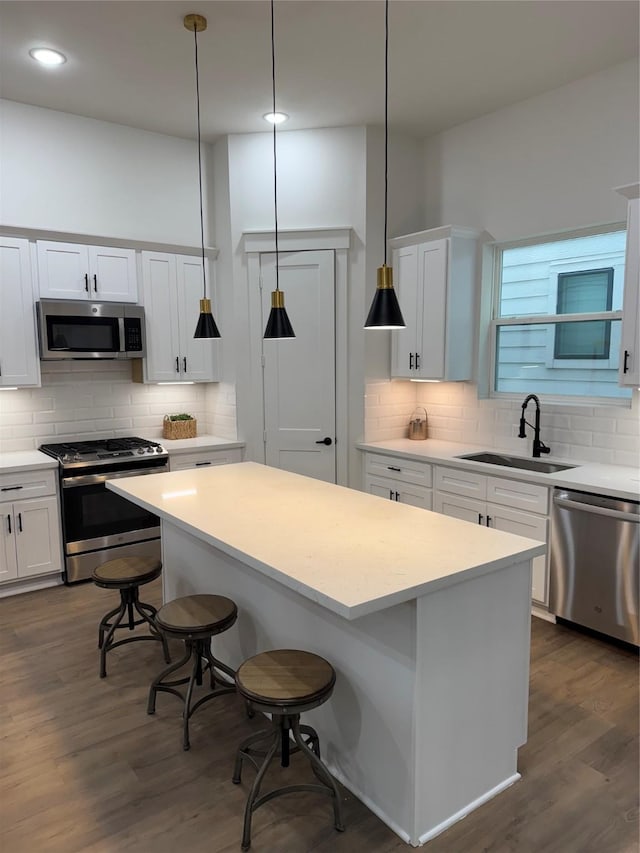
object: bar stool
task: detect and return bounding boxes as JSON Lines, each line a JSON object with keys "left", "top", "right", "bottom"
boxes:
{"left": 232, "top": 649, "right": 345, "bottom": 851}
{"left": 147, "top": 594, "right": 238, "bottom": 750}
{"left": 92, "top": 555, "right": 170, "bottom": 679}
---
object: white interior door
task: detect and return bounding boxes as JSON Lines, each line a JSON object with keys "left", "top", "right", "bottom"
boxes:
{"left": 261, "top": 250, "right": 336, "bottom": 483}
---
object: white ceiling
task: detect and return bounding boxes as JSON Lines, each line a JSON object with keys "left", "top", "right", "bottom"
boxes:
{"left": 0, "top": 1, "right": 638, "bottom": 142}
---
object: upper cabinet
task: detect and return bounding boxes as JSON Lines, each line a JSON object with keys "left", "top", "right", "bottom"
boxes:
{"left": 139, "top": 251, "right": 219, "bottom": 383}
{"left": 0, "top": 236, "right": 40, "bottom": 387}
{"left": 617, "top": 184, "right": 639, "bottom": 387}
{"left": 389, "top": 226, "right": 486, "bottom": 381}
{"left": 36, "top": 240, "right": 138, "bottom": 302}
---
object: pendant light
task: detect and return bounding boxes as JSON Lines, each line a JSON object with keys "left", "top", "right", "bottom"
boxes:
{"left": 184, "top": 13, "right": 221, "bottom": 340}
{"left": 364, "top": 0, "right": 405, "bottom": 330}
{"left": 263, "top": 0, "right": 295, "bottom": 340}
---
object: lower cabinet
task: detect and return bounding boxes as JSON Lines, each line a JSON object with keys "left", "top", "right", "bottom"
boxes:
{"left": 434, "top": 466, "right": 549, "bottom": 605}
{"left": 364, "top": 453, "right": 433, "bottom": 509}
{"left": 0, "top": 470, "right": 63, "bottom": 583}
{"left": 169, "top": 447, "right": 243, "bottom": 472}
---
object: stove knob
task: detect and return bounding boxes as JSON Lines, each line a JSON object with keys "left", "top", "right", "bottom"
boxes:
{"left": 137, "top": 448, "right": 145, "bottom": 454}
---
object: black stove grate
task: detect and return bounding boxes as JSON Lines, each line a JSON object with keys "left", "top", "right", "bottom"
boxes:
{"left": 40, "top": 437, "right": 164, "bottom": 460}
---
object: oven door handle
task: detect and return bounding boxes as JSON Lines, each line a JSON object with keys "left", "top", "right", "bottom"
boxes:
{"left": 62, "top": 466, "right": 168, "bottom": 488}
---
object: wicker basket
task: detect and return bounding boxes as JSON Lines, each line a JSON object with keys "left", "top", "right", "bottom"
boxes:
{"left": 162, "top": 416, "right": 197, "bottom": 440}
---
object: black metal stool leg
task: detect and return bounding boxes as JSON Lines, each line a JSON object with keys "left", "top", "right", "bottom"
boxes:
{"left": 182, "top": 640, "right": 199, "bottom": 751}
{"left": 98, "top": 601, "right": 124, "bottom": 649}
{"left": 240, "top": 724, "right": 280, "bottom": 851}
{"left": 291, "top": 717, "right": 344, "bottom": 832}
{"left": 147, "top": 641, "right": 192, "bottom": 714}
{"left": 99, "top": 593, "right": 127, "bottom": 678}
{"left": 132, "top": 595, "right": 171, "bottom": 663}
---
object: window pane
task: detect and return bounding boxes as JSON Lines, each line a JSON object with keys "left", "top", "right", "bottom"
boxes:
{"left": 495, "top": 321, "right": 631, "bottom": 400}
{"left": 556, "top": 269, "right": 613, "bottom": 314}
{"left": 554, "top": 320, "right": 611, "bottom": 359}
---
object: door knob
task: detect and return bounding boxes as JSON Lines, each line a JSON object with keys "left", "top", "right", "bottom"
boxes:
{"left": 315, "top": 437, "right": 333, "bottom": 446}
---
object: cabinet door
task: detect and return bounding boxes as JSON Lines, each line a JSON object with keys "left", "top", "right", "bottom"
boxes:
{"left": 396, "top": 484, "right": 432, "bottom": 510}
{"left": 434, "top": 492, "right": 485, "bottom": 524}
{"left": 14, "top": 497, "right": 63, "bottom": 578}
{"left": 37, "top": 241, "right": 90, "bottom": 299}
{"left": 619, "top": 193, "right": 639, "bottom": 387}
{"left": 0, "top": 237, "right": 40, "bottom": 387}
{"left": 365, "top": 475, "right": 399, "bottom": 501}
{"left": 176, "top": 255, "right": 219, "bottom": 382}
{"left": 487, "top": 504, "right": 548, "bottom": 604}
{"left": 415, "top": 239, "right": 448, "bottom": 379}
{"left": 0, "top": 508, "right": 18, "bottom": 583}
{"left": 391, "top": 245, "right": 419, "bottom": 378}
{"left": 140, "top": 252, "right": 181, "bottom": 381}
{"left": 88, "top": 246, "right": 138, "bottom": 302}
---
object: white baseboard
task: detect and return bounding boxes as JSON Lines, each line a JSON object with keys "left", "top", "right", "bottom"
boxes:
{"left": 0, "top": 573, "right": 63, "bottom": 598}
{"left": 531, "top": 605, "right": 556, "bottom": 623}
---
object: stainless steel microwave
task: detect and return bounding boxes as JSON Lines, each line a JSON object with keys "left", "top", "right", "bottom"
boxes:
{"left": 37, "top": 300, "right": 146, "bottom": 360}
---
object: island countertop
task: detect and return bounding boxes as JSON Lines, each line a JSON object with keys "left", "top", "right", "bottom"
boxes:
{"left": 108, "top": 461, "right": 544, "bottom": 620}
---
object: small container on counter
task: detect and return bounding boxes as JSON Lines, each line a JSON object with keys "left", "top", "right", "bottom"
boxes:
{"left": 408, "top": 407, "right": 428, "bottom": 440}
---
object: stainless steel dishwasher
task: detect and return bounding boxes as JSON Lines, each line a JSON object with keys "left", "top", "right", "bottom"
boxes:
{"left": 550, "top": 488, "right": 639, "bottom": 646}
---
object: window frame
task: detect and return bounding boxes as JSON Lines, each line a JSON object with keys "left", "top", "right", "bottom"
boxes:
{"left": 553, "top": 267, "right": 613, "bottom": 361}
{"left": 488, "top": 222, "right": 628, "bottom": 406}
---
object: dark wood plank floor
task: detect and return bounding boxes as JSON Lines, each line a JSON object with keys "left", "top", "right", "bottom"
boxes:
{"left": 1, "top": 580, "right": 638, "bottom": 853}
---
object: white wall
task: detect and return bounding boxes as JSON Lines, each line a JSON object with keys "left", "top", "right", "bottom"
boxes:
{"left": 0, "top": 100, "right": 205, "bottom": 246}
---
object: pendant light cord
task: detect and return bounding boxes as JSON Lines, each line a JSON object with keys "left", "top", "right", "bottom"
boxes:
{"left": 271, "top": 0, "right": 280, "bottom": 291}
{"left": 384, "top": 0, "right": 388, "bottom": 267}
{"left": 193, "top": 25, "right": 207, "bottom": 299}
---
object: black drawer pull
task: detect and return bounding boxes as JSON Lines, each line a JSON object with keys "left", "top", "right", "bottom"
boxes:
{"left": 1, "top": 485, "right": 23, "bottom": 492}
{"left": 387, "top": 466, "right": 401, "bottom": 472}
{"left": 478, "top": 513, "right": 484, "bottom": 525}
{"left": 486, "top": 516, "right": 492, "bottom": 527}
{"left": 195, "top": 462, "right": 212, "bottom": 467}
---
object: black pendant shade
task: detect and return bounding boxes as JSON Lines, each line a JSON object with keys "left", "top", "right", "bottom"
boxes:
{"left": 264, "top": 290, "right": 295, "bottom": 339}
{"left": 364, "top": 264, "right": 405, "bottom": 329}
{"left": 194, "top": 298, "right": 221, "bottom": 339}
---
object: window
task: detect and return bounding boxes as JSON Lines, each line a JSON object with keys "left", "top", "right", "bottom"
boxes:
{"left": 492, "top": 228, "right": 630, "bottom": 401}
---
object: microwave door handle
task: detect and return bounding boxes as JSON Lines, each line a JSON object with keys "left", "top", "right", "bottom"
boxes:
{"left": 118, "top": 317, "right": 126, "bottom": 355}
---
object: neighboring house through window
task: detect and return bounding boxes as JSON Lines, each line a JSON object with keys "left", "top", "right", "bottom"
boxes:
{"left": 492, "top": 228, "right": 631, "bottom": 402}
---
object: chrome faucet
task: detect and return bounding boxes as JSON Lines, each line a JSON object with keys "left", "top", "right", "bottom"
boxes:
{"left": 518, "top": 394, "right": 551, "bottom": 458}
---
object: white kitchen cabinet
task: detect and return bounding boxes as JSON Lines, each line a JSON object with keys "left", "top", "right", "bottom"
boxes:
{"left": 169, "top": 447, "right": 243, "bottom": 471}
{"left": 434, "top": 465, "right": 549, "bottom": 604}
{"left": 0, "top": 470, "right": 62, "bottom": 582}
{"left": 389, "top": 226, "right": 485, "bottom": 380}
{"left": 0, "top": 237, "right": 40, "bottom": 387}
{"left": 140, "top": 251, "right": 219, "bottom": 383}
{"left": 364, "top": 452, "right": 433, "bottom": 509}
{"left": 36, "top": 240, "right": 138, "bottom": 302}
{"left": 617, "top": 183, "right": 639, "bottom": 387}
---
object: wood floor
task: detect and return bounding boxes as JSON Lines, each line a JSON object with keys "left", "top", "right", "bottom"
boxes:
{"left": 1, "top": 580, "right": 638, "bottom": 853}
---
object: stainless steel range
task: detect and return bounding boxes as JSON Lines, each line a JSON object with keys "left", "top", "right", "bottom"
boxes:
{"left": 40, "top": 437, "right": 169, "bottom": 583}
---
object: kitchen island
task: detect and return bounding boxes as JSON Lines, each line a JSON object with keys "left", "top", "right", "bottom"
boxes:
{"left": 108, "top": 461, "right": 545, "bottom": 847}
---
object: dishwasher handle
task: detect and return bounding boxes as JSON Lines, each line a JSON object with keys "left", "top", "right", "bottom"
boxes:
{"left": 554, "top": 496, "right": 640, "bottom": 524}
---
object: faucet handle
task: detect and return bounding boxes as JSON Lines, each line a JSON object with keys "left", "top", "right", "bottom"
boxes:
{"left": 539, "top": 444, "right": 551, "bottom": 455}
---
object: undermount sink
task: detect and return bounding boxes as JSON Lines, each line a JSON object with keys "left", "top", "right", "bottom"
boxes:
{"left": 456, "top": 452, "right": 577, "bottom": 474}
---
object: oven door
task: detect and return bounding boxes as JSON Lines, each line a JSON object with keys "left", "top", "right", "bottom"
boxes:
{"left": 61, "top": 467, "right": 166, "bottom": 555}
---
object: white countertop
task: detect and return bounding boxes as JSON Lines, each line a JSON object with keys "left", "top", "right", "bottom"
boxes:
{"left": 0, "top": 450, "right": 58, "bottom": 474}
{"left": 149, "top": 435, "right": 245, "bottom": 455}
{"left": 357, "top": 439, "right": 640, "bottom": 501}
{"left": 108, "top": 461, "right": 544, "bottom": 620}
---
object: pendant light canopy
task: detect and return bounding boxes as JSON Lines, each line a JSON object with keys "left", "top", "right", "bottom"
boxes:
{"left": 184, "top": 13, "right": 221, "bottom": 340}
{"left": 364, "top": 0, "right": 405, "bottom": 331}
{"left": 263, "top": 0, "right": 295, "bottom": 340}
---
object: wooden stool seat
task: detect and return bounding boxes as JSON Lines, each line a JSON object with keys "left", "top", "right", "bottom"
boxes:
{"left": 92, "top": 555, "right": 162, "bottom": 588}
{"left": 155, "top": 594, "right": 237, "bottom": 638}
{"left": 147, "top": 594, "right": 238, "bottom": 751}
{"left": 233, "top": 649, "right": 344, "bottom": 850}
{"left": 92, "top": 556, "right": 169, "bottom": 679}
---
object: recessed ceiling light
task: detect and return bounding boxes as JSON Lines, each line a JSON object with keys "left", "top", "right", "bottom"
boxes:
{"left": 263, "top": 112, "right": 289, "bottom": 125}
{"left": 29, "top": 47, "right": 67, "bottom": 66}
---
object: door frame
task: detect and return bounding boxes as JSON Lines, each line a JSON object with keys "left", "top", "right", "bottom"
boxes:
{"left": 243, "top": 227, "right": 351, "bottom": 486}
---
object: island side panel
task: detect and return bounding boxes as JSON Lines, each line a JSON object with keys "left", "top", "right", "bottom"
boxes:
{"left": 161, "top": 520, "right": 420, "bottom": 844}
{"left": 413, "top": 558, "right": 533, "bottom": 844}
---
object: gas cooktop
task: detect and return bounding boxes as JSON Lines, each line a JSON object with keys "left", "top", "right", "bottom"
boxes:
{"left": 40, "top": 436, "right": 167, "bottom": 466}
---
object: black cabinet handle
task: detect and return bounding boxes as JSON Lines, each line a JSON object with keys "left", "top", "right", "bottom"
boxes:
{"left": 623, "top": 350, "right": 630, "bottom": 374}
{"left": 315, "top": 437, "right": 333, "bottom": 446}
{"left": 183, "top": 357, "right": 187, "bottom": 373}
{"left": 415, "top": 352, "right": 420, "bottom": 370}
{"left": 395, "top": 491, "right": 400, "bottom": 501}
{"left": 84, "top": 273, "right": 89, "bottom": 292}
{"left": 195, "top": 461, "right": 212, "bottom": 467}
{"left": 1, "top": 485, "right": 23, "bottom": 492}
{"left": 7, "top": 515, "right": 11, "bottom": 535}
{"left": 93, "top": 274, "right": 97, "bottom": 292}
{"left": 17, "top": 512, "right": 22, "bottom": 533}
{"left": 387, "top": 466, "right": 401, "bottom": 472}
{"left": 389, "top": 489, "right": 394, "bottom": 500}
{"left": 486, "top": 516, "right": 492, "bottom": 527}
{"left": 478, "top": 513, "right": 484, "bottom": 525}
{"left": 175, "top": 357, "right": 180, "bottom": 373}
{"left": 409, "top": 353, "right": 414, "bottom": 370}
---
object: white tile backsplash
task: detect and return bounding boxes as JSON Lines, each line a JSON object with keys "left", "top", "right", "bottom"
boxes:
{"left": 365, "top": 379, "right": 640, "bottom": 466}
{"left": 0, "top": 362, "right": 214, "bottom": 452}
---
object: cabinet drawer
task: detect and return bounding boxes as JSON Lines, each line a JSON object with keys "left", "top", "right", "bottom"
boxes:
{"left": 0, "top": 470, "right": 57, "bottom": 502}
{"left": 435, "top": 466, "right": 486, "bottom": 499}
{"left": 365, "top": 453, "right": 432, "bottom": 488}
{"left": 169, "top": 448, "right": 242, "bottom": 471}
{"left": 366, "top": 475, "right": 432, "bottom": 510}
{"left": 486, "top": 477, "right": 548, "bottom": 515}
